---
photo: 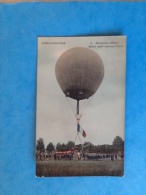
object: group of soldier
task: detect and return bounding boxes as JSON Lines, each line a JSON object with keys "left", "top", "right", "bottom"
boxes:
{"left": 36, "top": 150, "right": 124, "bottom": 161}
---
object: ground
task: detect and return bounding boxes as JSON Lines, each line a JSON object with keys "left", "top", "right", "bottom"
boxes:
{"left": 36, "top": 160, "right": 124, "bottom": 177}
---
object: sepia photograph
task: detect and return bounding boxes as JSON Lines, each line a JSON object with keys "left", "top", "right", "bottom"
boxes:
{"left": 36, "top": 36, "right": 126, "bottom": 177}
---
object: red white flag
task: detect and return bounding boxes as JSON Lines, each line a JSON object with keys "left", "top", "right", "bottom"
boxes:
{"left": 82, "top": 130, "right": 86, "bottom": 138}
{"left": 78, "top": 124, "right": 86, "bottom": 138}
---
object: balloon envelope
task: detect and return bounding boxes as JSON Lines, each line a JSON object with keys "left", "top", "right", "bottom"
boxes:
{"left": 55, "top": 47, "right": 104, "bottom": 100}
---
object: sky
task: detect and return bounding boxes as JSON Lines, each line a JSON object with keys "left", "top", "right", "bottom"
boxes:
{"left": 36, "top": 36, "right": 126, "bottom": 147}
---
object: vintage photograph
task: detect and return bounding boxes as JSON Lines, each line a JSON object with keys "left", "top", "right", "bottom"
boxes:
{"left": 36, "top": 36, "right": 126, "bottom": 177}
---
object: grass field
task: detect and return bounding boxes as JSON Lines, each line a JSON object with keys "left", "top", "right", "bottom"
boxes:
{"left": 36, "top": 160, "right": 124, "bottom": 177}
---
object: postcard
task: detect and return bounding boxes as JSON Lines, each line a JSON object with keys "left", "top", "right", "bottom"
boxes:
{"left": 36, "top": 36, "right": 126, "bottom": 177}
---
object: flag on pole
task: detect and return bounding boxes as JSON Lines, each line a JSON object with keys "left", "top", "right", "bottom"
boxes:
{"left": 78, "top": 124, "right": 86, "bottom": 138}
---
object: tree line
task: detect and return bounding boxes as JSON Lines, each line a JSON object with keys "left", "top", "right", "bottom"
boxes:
{"left": 36, "top": 136, "right": 124, "bottom": 154}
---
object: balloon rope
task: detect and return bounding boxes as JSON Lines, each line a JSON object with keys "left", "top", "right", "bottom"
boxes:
{"left": 81, "top": 100, "right": 86, "bottom": 117}
{"left": 66, "top": 96, "right": 93, "bottom": 121}
{"left": 74, "top": 133, "right": 78, "bottom": 143}
{"left": 74, "top": 132, "right": 83, "bottom": 152}
{"left": 81, "top": 96, "right": 93, "bottom": 117}
{"left": 66, "top": 97, "right": 76, "bottom": 117}
{"left": 78, "top": 133, "right": 82, "bottom": 145}
{"left": 78, "top": 133, "right": 83, "bottom": 152}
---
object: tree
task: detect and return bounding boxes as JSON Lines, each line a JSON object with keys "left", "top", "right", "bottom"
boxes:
{"left": 46, "top": 142, "right": 54, "bottom": 153}
{"left": 83, "top": 142, "right": 92, "bottom": 148}
{"left": 56, "top": 143, "right": 61, "bottom": 151}
{"left": 112, "top": 136, "right": 124, "bottom": 147}
{"left": 36, "top": 138, "right": 45, "bottom": 152}
{"left": 66, "top": 141, "right": 75, "bottom": 150}
{"left": 88, "top": 144, "right": 94, "bottom": 153}
{"left": 61, "top": 143, "right": 67, "bottom": 151}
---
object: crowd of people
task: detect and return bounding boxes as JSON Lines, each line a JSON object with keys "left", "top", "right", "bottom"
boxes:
{"left": 36, "top": 150, "right": 124, "bottom": 161}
